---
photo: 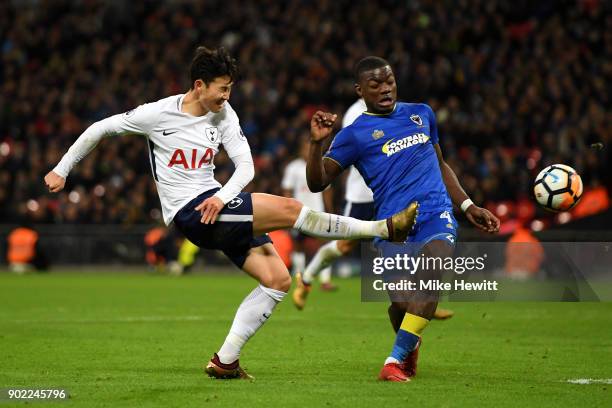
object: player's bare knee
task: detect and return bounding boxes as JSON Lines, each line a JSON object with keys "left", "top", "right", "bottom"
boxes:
{"left": 265, "top": 271, "right": 291, "bottom": 292}
{"left": 278, "top": 272, "right": 292, "bottom": 292}
{"left": 282, "top": 198, "right": 303, "bottom": 220}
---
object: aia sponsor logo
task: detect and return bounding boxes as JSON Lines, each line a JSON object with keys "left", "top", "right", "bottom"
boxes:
{"left": 168, "top": 148, "right": 214, "bottom": 169}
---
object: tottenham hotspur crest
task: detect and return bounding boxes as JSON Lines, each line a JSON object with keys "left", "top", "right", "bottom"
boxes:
{"left": 372, "top": 129, "right": 385, "bottom": 140}
{"left": 205, "top": 127, "right": 219, "bottom": 143}
{"left": 410, "top": 114, "right": 422, "bottom": 126}
{"left": 228, "top": 197, "right": 243, "bottom": 209}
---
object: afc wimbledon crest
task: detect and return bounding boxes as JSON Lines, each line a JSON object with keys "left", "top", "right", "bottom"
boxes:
{"left": 410, "top": 114, "right": 422, "bottom": 126}
{"left": 205, "top": 127, "right": 219, "bottom": 143}
{"left": 372, "top": 129, "right": 385, "bottom": 140}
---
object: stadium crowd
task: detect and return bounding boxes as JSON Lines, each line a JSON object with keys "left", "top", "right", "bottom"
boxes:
{"left": 1, "top": 0, "right": 610, "bottom": 225}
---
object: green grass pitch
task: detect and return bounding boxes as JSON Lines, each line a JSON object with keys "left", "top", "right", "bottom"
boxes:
{"left": 0, "top": 270, "right": 610, "bottom": 407}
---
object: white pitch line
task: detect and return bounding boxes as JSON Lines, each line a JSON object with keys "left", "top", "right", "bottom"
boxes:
{"left": 567, "top": 378, "right": 612, "bottom": 385}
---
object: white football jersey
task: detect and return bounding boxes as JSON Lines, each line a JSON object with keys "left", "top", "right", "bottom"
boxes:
{"left": 54, "top": 94, "right": 250, "bottom": 225}
{"left": 281, "top": 158, "right": 325, "bottom": 212}
{"left": 342, "top": 99, "right": 374, "bottom": 203}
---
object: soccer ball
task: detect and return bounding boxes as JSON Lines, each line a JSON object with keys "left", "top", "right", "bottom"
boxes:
{"left": 533, "top": 164, "right": 583, "bottom": 212}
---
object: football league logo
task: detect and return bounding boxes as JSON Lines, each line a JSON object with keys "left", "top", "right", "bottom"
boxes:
{"left": 228, "top": 197, "right": 243, "bottom": 209}
{"left": 205, "top": 127, "right": 219, "bottom": 143}
{"left": 371, "top": 129, "right": 385, "bottom": 140}
{"left": 410, "top": 114, "right": 422, "bottom": 126}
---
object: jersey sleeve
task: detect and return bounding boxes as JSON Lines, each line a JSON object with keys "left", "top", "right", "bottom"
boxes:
{"left": 324, "top": 128, "right": 358, "bottom": 169}
{"left": 107, "top": 102, "right": 161, "bottom": 136}
{"left": 342, "top": 99, "right": 366, "bottom": 128}
{"left": 281, "top": 162, "right": 296, "bottom": 190}
{"left": 53, "top": 103, "right": 159, "bottom": 178}
{"left": 423, "top": 104, "right": 439, "bottom": 145}
{"left": 220, "top": 108, "right": 251, "bottom": 159}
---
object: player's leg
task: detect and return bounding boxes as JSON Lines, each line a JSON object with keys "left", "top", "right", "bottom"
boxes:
{"left": 302, "top": 240, "right": 355, "bottom": 284}
{"left": 251, "top": 193, "right": 418, "bottom": 242}
{"left": 293, "top": 240, "right": 353, "bottom": 307}
{"left": 318, "top": 265, "right": 336, "bottom": 291}
{"left": 379, "top": 239, "right": 452, "bottom": 382}
{"left": 294, "top": 200, "right": 374, "bottom": 308}
{"left": 290, "top": 232, "right": 306, "bottom": 276}
{"left": 206, "top": 243, "right": 290, "bottom": 379}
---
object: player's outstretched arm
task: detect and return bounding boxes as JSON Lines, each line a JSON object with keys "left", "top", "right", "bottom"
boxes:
{"left": 45, "top": 104, "right": 157, "bottom": 194}
{"left": 434, "top": 144, "right": 500, "bottom": 233}
{"left": 306, "top": 111, "right": 342, "bottom": 192}
{"left": 44, "top": 118, "right": 123, "bottom": 194}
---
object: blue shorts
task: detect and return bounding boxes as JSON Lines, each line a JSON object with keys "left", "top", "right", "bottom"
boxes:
{"left": 407, "top": 209, "right": 457, "bottom": 246}
{"left": 343, "top": 201, "right": 376, "bottom": 221}
{"left": 173, "top": 189, "right": 272, "bottom": 268}
{"left": 376, "top": 208, "right": 457, "bottom": 259}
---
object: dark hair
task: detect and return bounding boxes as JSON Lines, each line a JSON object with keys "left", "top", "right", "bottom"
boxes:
{"left": 354, "top": 56, "right": 391, "bottom": 82}
{"left": 190, "top": 46, "right": 239, "bottom": 87}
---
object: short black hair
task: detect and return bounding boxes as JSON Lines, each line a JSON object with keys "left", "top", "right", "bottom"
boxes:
{"left": 190, "top": 46, "right": 239, "bottom": 87}
{"left": 354, "top": 56, "right": 391, "bottom": 82}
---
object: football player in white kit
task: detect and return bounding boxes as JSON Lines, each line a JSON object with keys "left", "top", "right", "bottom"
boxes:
{"left": 44, "top": 47, "right": 419, "bottom": 379}
{"left": 293, "top": 100, "right": 454, "bottom": 320}
{"left": 282, "top": 137, "right": 336, "bottom": 290}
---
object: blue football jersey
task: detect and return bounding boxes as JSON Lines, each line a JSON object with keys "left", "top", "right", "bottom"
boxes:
{"left": 325, "top": 102, "right": 452, "bottom": 219}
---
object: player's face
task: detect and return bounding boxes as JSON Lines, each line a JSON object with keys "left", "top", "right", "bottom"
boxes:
{"left": 195, "top": 76, "right": 233, "bottom": 113}
{"left": 356, "top": 66, "right": 397, "bottom": 114}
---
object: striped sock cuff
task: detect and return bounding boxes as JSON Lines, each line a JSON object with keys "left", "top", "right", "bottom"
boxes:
{"left": 399, "top": 313, "right": 429, "bottom": 337}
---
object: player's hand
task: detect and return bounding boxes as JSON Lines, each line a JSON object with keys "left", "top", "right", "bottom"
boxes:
{"left": 195, "top": 196, "right": 224, "bottom": 224}
{"left": 44, "top": 171, "right": 66, "bottom": 193}
{"left": 465, "top": 205, "right": 500, "bottom": 233}
{"left": 310, "top": 111, "right": 337, "bottom": 143}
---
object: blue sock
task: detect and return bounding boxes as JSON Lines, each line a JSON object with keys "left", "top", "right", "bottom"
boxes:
{"left": 390, "top": 329, "right": 420, "bottom": 362}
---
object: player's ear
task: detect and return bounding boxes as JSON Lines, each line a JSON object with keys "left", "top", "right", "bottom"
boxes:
{"left": 354, "top": 83, "right": 362, "bottom": 98}
{"left": 194, "top": 79, "right": 206, "bottom": 93}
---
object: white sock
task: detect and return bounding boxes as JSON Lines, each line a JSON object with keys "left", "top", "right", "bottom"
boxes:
{"left": 303, "top": 241, "right": 342, "bottom": 284}
{"left": 291, "top": 252, "right": 306, "bottom": 275}
{"left": 217, "top": 284, "right": 286, "bottom": 364}
{"left": 293, "top": 206, "right": 388, "bottom": 240}
{"left": 384, "top": 357, "right": 400, "bottom": 365}
{"left": 319, "top": 267, "right": 332, "bottom": 284}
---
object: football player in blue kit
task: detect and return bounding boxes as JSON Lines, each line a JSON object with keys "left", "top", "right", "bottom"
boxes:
{"left": 306, "top": 56, "right": 500, "bottom": 382}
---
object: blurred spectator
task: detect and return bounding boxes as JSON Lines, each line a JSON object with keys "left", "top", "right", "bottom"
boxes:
{"left": 1, "top": 0, "right": 610, "bottom": 228}
{"left": 6, "top": 225, "right": 48, "bottom": 273}
{"left": 504, "top": 226, "right": 544, "bottom": 279}
{"left": 144, "top": 224, "right": 181, "bottom": 273}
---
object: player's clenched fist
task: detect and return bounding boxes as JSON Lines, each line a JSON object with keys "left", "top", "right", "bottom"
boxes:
{"left": 44, "top": 171, "right": 66, "bottom": 193}
{"left": 310, "top": 111, "right": 337, "bottom": 143}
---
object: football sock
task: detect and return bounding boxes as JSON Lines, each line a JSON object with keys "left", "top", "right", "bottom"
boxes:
{"left": 293, "top": 206, "right": 388, "bottom": 240}
{"left": 303, "top": 241, "right": 342, "bottom": 284}
{"left": 384, "top": 313, "right": 429, "bottom": 365}
{"left": 319, "top": 267, "right": 332, "bottom": 284}
{"left": 217, "top": 284, "right": 286, "bottom": 364}
{"left": 291, "top": 251, "right": 306, "bottom": 275}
